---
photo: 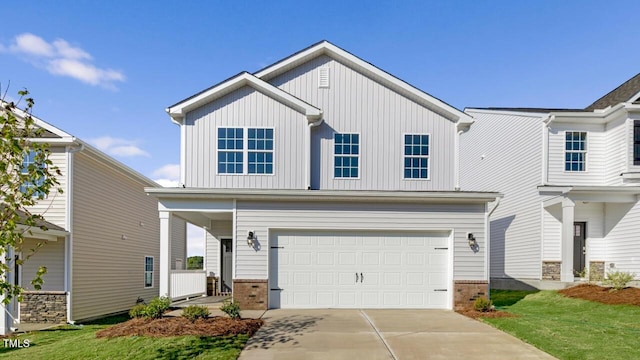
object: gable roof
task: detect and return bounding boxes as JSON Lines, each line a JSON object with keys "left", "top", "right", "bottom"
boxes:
{"left": 166, "top": 72, "right": 323, "bottom": 124}
{"left": 585, "top": 72, "right": 640, "bottom": 111}
{"left": 253, "top": 40, "right": 473, "bottom": 127}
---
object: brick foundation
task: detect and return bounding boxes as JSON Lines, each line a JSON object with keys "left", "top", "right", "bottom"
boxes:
{"left": 233, "top": 279, "right": 267, "bottom": 310}
{"left": 20, "top": 291, "right": 67, "bottom": 323}
{"left": 542, "top": 261, "right": 561, "bottom": 280}
{"left": 589, "top": 261, "right": 605, "bottom": 281}
{"left": 454, "top": 280, "right": 488, "bottom": 310}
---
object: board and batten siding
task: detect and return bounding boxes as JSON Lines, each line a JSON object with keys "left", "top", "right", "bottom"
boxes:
{"left": 171, "top": 217, "right": 187, "bottom": 270}
{"left": 547, "top": 123, "right": 605, "bottom": 185}
{"left": 604, "top": 116, "right": 627, "bottom": 185}
{"left": 204, "top": 220, "right": 231, "bottom": 277}
{"left": 71, "top": 151, "right": 159, "bottom": 321}
{"left": 460, "top": 110, "right": 543, "bottom": 279}
{"left": 20, "top": 237, "right": 65, "bottom": 291}
{"left": 234, "top": 201, "right": 486, "bottom": 281}
{"left": 26, "top": 146, "right": 68, "bottom": 229}
{"left": 268, "top": 55, "right": 456, "bottom": 191}
{"left": 183, "top": 86, "right": 307, "bottom": 189}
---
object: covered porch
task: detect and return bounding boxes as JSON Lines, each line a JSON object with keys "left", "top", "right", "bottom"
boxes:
{"left": 540, "top": 185, "right": 640, "bottom": 282}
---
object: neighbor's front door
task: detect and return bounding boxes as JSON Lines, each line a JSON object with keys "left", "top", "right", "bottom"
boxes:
{"left": 221, "top": 239, "right": 233, "bottom": 293}
{"left": 573, "top": 222, "right": 586, "bottom": 276}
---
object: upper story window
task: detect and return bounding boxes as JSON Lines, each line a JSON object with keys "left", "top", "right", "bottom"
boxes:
{"left": 20, "top": 150, "right": 45, "bottom": 197}
{"left": 634, "top": 120, "right": 640, "bottom": 166}
{"left": 334, "top": 133, "right": 359, "bottom": 178}
{"left": 217, "top": 127, "right": 274, "bottom": 175}
{"left": 565, "top": 131, "right": 587, "bottom": 172}
{"left": 404, "top": 134, "right": 429, "bottom": 179}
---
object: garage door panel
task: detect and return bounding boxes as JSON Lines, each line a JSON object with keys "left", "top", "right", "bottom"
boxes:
{"left": 269, "top": 231, "right": 450, "bottom": 309}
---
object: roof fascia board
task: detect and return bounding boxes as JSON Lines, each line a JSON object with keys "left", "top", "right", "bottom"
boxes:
{"left": 167, "top": 72, "right": 322, "bottom": 123}
{"left": 254, "top": 41, "right": 472, "bottom": 124}
{"left": 4, "top": 103, "right": 75, "bottom": 140}
{"left": 545, "top": 103, "right": 627, "bottom": 125}
{"left": 465, "top": 108, "right": 549, "bottom": 118}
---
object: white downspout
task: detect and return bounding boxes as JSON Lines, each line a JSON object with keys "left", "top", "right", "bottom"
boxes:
{"left": 485, "top": 196, "right": 502, "bottom": 285}
{"left": 306, "top": 116, "right": 324, "bottom": 190}
{"left": 455, "top": 130, "right": 463, "bottom": 190}
{"left": 65, "top": 141, "right": 83, "bottom": 325}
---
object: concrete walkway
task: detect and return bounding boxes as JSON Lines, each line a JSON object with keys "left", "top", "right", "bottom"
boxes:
{"left": 239, "top": 309, "right": 557, "bottom": 360}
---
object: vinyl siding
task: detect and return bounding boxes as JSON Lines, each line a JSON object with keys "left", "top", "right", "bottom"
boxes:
{"left": 547, "top": 123, "right": 605, "bottom": 185}
{"left": 605, "top": 202, "right": 640, "bottom": 277}
{"left": 71, "top": 151, "right": 159, "bottom": 321}
{"left": 204, "top": 220, "right": 232, "bottom": 278}
{"left": 268, "top": 55, "right": 456, "bottom": 191}
{"left": 234, "top": 201, "right": 486, "bottom": 281}
{"left": 183, "top": 86, "right": 307, "bottom": 189}
{"left": 460, "top": 111, "right": 543, "bottom": 279}
{"left": 171, "top": 217, "right": 186, "bottom": 270}
{"left": 26, "top": 146, "right": 68, "bottom": 229}
{"left": 604, "top": 116, "right": 627, "bottom": 185}
{"left": 19, "top": 237, "right": 65, "bottom": 291}
{"left": 542, "top": 205, "right": 562, "bottom": 260}
{"left": 577, "top": 203, "right": 605, "bottom": 264}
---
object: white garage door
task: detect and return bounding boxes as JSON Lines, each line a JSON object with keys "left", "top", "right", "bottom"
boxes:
{"left": 269, "top": 231, "right": 450, "bottom": 309}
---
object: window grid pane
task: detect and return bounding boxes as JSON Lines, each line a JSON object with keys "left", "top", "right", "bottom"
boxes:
{"left": 217, "top": 128, "right": 244, "bottom": 174}
{"left": 144, "top": 257, "right": 153, "bottom": 288}
{"left": 20, "top": 151, "right": 45, "bottom": 197}
{"left": 248, "top": 128, "right": 274, "bottom": 174}
{"left": 404, "top": 134, "right": 429, "bottom": 179}
{"left": 565, "top": 131, "right": 586, "bottom": 172}
{"left": 334, "top": 133, "right": 359, "bottom": 178}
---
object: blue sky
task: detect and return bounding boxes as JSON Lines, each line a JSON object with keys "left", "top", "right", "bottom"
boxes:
{"left": 2, "top": 1, "right": 639, "bottom": 255}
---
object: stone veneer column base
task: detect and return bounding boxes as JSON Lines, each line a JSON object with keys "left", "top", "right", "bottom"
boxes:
{"left": 589, "top": 261, "right": 605, "bottom": 281}
{"left": 542, "top": 261, "right": 561, "bottom": 280}
{"left": 20, "top": 291, "right": 67, "bottom": 323}
{"left": 233, "top": 279, "right": 267, "bottom": 310}
{"left": 454, "top": 281, "right": 488, "bottom": 310}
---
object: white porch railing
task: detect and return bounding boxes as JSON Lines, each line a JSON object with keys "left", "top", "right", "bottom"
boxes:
{"left": 170, "top": 270, "right": 206, "bottom": 300}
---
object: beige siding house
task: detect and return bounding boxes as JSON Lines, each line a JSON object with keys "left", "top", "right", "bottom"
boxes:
{"left": 148, "top": 41, "right": 500, "bottom": 311}
{"left": 1, "top": 112, "right": 185, "bottom": 335}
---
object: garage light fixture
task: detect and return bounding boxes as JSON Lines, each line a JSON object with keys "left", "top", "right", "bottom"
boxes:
{"left": 247, "top": 231, "right": 255, "bottom": 247}
{"left": 467, "top": 233, "right": 477, "bottom": 248}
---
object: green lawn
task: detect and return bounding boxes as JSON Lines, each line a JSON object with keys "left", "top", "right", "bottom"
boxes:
{"left": 0, "top": 315, "right": 248, "bottom": 360}
{"left": 484, "top": 290, "right": 640, "bottom": 360}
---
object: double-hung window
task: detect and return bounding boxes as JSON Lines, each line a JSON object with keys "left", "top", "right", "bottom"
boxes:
{"left": 634, "top": 120, "right": 640, "bottom": 166}
{"left": 217, "top": 127, "right": 274, "bottom": 174}
{"left": 144, "top": 256, "right": 154, "bottom": 288}
{"left": 20, "top": 150, "right": 45, "bottom": 197}
{"left": 565, "top": 131, "right": 587, "bottom": 172}
{"left": 404, "top": 134, "right": 429, "bottom": 179}
{"left": 334, "top": 133, "right": 359, "bottom": 178}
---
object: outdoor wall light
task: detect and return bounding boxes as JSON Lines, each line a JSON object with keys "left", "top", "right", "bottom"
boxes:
{"left": 467, "top": 233, "right": 477, "bottom": 248}
{"left": 247, "top": 231, "right": 255, "bottom": 247}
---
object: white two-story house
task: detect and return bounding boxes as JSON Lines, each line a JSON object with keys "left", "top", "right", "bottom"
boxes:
{"left": 1, "top": 109, "right": 186, "bottom": 335}
{"left": 147, "top": 41, "right": 500, "bottom": 311}
{"left": 460, "top": 73, "right": 640, "bottom": 287}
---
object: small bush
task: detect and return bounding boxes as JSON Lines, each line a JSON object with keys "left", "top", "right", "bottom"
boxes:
{"left": 220, "top": 299, "right": 241, "bottom": 319}
{"left": 182, "top": 305, "right": 210, "bottom": 322}
{"left": 473, "top": 297, "right": 494, "bottom": 312}
{"left": 143, "top": 296, "right": 171, "bottom": 319}
{"left": 129, "top": 304, "right": 147, "bottom": 318}
{"left": 604, "top": 270, "right": 636, "bottom": 291}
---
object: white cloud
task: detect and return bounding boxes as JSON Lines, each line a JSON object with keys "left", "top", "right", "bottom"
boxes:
{"left": 87, "top": 136, "right": 150, "bottom": 157}
{"left": 152, "top": 164, "right": 181, "bottom": 187}
{"left": 2, "top": 33, "right": 125, "bottom": 89}
{"left": 154, "top": 179, "right": 180, "bottom": 187}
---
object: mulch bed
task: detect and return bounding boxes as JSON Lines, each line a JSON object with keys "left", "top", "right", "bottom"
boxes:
{"left": 559, "top": 283, "right": 640, "bottom": 306}
{"left": 96, "top": 317, "right": 263, "bottom": 338}
{"left": 456, "top": 308, "right": 516, "bottom": 319}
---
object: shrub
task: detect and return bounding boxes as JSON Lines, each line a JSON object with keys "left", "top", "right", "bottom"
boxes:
{"left": 182, "top": 305, "right": 210, "bottom": 322}
{"left": 220, "top": 299, "right": 241, "bottom": 319}
{"left": 473, "top": 297, "right": 494, "bottom": 312}
{"left": 143, "top": 296, "right": 171, "bottom": 319}
{"left": 604, "top": 270, "right": 636, "bottom": 291}
{"left": 129, "top": 304, "right": 147, "bottom": 318}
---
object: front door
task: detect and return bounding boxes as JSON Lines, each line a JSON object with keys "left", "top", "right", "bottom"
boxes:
{"left": 221, "top": 239, "right": 233, "bottom": 293}
{"left": 573, "top": 222, "right": 586, "bottom": 276}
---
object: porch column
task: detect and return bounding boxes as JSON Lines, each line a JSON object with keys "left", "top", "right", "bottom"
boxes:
{"left": 561, "top": 198, "right": 575, "bottom": 282}
{"left": 159, "top": 211, "right": 173, "bottom": 298}
{"left": 0, "top": 247, "right": 14, "bottom": 335}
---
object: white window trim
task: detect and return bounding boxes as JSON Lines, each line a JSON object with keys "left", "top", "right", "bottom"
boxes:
{"left": 144, "top": 255, "right": 154, "bottom": 289}
{"left": 402, "top": 132, "right": 431, "bottom": 181}
{"left": 563, "top": 130, "right": 588, "bottom": 173}
{"left": 332, "top": 131, "right": 361, "bottom": 180}
{"left": 215, "top": 126, "right": 276, "bottom": 176}
{"left": 21, "top": 150, "right": 48, "bottom": 198}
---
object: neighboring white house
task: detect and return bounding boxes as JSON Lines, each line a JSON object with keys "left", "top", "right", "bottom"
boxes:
{"left": 1, "top": 109, "right": 186, "bottom": 335}
{"left": 147, "top": 41, "right": 500, "bottom": 311}
{"left": 460, "top": 73, "right": 640, "bottom": 287}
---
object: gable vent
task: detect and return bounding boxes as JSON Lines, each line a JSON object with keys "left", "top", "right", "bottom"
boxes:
{"left": 318, "top": 67, "right": 329, "bottom": 88}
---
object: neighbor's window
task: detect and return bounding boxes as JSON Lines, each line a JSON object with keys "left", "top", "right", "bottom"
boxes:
{"left": 248, "top": 128, "right": 274, "bottom": 174}
{"left": 404, "top": 134, "right": 430, "bottom": 179}
{"left": 334, "top": 133, "right": 359, "bottom": 178}
{"left": 565, "top": 131, "right": 587, "bottom": 172}
{"left": 144, "top": 256, "right": 154, "bottom": 288}
{"left": 634, "top": 120, "right": 640, "bottom": 166}
{"left": 20, "top": 150, "right": 45, "bottom": 197}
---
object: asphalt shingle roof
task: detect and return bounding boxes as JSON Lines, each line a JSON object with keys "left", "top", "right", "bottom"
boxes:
{"left": 585, "top": 72, "right": 640, "bottom": 111}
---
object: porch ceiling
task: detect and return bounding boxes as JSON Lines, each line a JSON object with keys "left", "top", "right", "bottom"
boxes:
{"left": 539, "top": 185, "right": 640, "bottom": 207}
{"left": 173, "top": 211, "right": 232, "bottom": 227}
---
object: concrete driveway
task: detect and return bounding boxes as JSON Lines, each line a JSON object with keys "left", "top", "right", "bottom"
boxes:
{"left": 239, "top": 309, "right": 556, "bottom": 360}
